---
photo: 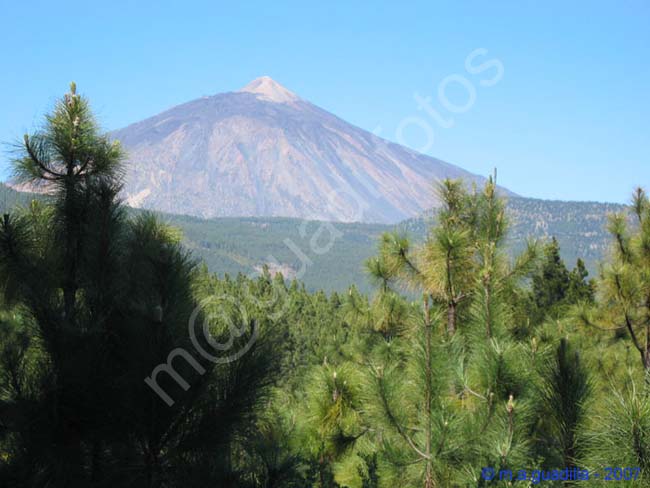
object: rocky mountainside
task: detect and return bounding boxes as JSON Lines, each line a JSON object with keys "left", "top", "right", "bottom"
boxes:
{"left": 112, "top": 77, "right": 512, "bottom": 223}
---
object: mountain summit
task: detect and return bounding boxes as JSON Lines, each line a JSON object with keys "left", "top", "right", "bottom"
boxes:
{"left": 113, "top": 78, "right": 510, "bottom": 223}
{"left": 238, "top": 76, "right": 299, "bottom": 103}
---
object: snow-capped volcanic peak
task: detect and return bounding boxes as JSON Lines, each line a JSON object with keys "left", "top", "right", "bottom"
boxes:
{"left": 238, "top": 76, "right": 299, "bottom": 103}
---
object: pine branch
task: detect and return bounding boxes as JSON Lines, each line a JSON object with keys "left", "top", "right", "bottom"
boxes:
{"left": 376, "top": 373, "right": 430, "bottom": 460}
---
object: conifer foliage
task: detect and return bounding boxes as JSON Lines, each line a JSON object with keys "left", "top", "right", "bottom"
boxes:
{"left": 0, "top": 85, "right": 649, "bottom": 488}
{"left": 580, "top": 188, "right": 650, "bottom": 382}
{"left": 0, "top": 85, "right": 281, "bottom": 488}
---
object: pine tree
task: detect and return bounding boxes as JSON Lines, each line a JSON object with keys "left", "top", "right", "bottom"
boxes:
{"left": 421, "top": 179, "right": 476, "bottom": 336}
{"left": 585, "top": 378, "right": 650, "bottom": 486}
{"left": 534, "top": 338, "right": 592, "bottom": 471}
{"left": 530, "top": 238, "right": 594, "bottom": 326}
{"left": 566, "top": 258, "right": 595, "bottom": 305}
{"left": 579, "top": 188, "right": 650, "bottom": 386}
{"left": 0, "top": 84, "right": 282, "bottom": 487}
{"left": 356, "top": 178, "right": 538, "bottom": 487}
{"left": 532, "top": 237, "right": 570, "bottom": 318}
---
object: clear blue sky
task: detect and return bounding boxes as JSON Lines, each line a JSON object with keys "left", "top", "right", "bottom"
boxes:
{"left": 1, "top": 0, "right": 648, "bottom": 203}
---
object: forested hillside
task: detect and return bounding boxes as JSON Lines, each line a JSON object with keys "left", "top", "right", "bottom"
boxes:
{"left": 0, "top": 183, "right": 622, "bottom": 294}
{"left": 402, "top": 197, "right": 625, "bottom": 278}
{"left": 2, "top": 86, "right": 649, "bottom": 488}
{"left": 173, "top": 198, "right": 623, "bottom": 294}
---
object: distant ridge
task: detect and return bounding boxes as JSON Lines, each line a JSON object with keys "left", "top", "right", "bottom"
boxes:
{"left": 111, "top": 77, "right": 514, "bottom": 223}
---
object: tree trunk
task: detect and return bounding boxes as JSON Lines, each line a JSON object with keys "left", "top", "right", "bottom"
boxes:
{"left": 145, "top": 448, "right": 161, "bottom": 488}
{"left": 424, "top": 295, "right": 435, "bottom": 487}
{"left": 644, "top": 328, "right": 650, "bottom": 392}
{"left": 485, "top": 280, "right": 492, "bottom": 338}
{"left": 447, "top": 301, "right": 456, "bottom": 336}
{"left": 90, "top": 440, "right": 102, "bottom": 483}
{"left": 425, "top": 465, "right": 435, "bottom": 488}
{"left": 63, "top": 175, "right": 78, "bottom": 325}
{"left": 644, "top": 297, "right": 650, "bottom": 393}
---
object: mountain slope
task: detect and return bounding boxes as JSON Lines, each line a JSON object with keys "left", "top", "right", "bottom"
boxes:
{"left": 112, "top": 77, "right": 511, "bottom": 223}
{"left": 175, "top": 197, "right": 621, "bottom": 293}
{"left": 0, "top": 184, "right": 622, "bottom": 294}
